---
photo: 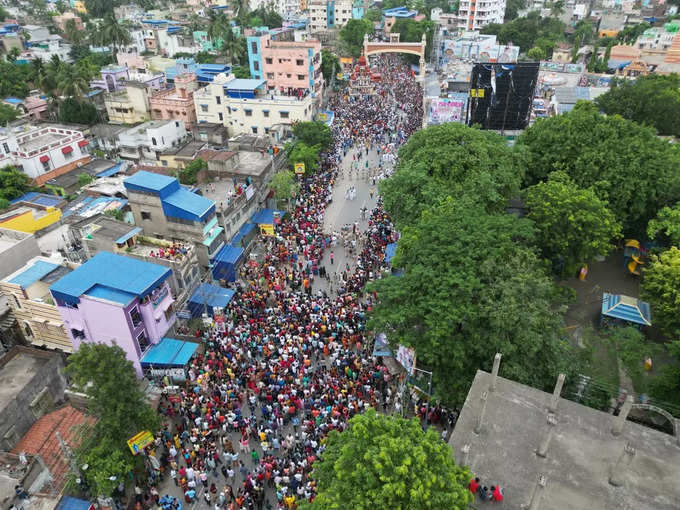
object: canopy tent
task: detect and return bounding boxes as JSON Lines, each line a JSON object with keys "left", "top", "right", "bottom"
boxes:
{"left": 56, "top": 498, "right": 94, "bottom": 510}
{"left": 601, "top": 292, "right": 652, "bottom": 327}
{"left": 251, "top": 209, "right": 284, "bottom": 226}
{"left": 230, "top": 221, "right": 256, "bottom": 248}
{"left": 384, "top": 243, "right": 397, "bottom": 264}
{"left": 141, "top": 337, "right": 199, "bottom": 367}
{"left": 188, "top": 282, "right": 236, "bottom": 317}
{"left": 211, "top": 244, "right": 244, "bottom": 282}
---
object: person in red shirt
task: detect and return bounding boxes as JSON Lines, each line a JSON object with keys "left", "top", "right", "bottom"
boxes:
{"left": 492, "top": 485, "right": 504, "bottom": 502}
{"left": 468, "top": 477, "right": 480, "bottom": 495}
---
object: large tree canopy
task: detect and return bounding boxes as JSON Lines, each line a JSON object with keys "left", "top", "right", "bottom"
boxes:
{"left": 368, "top": 196, "right": 568, "bottom": 404}
{"left": 594, "top": 74, "right": 680, "bottom": 137}
{"left": 525, "top": 171, "right": 621, "bottom": 275}
{"left": 380, "top": 123, "right": 524, "bottom": 229}
{"left": 517, "top": 102, "right": 680, "bottom": 235}
{"left": 304, "top": 409, "right": 471, "bottom": 510}
{"left": 641, "top": 247, "right": 680, "bottom": 339}
{"left": 481, "top": 12, "right": 565, "bottom": 56}
{"left": 339, "top": 19, "right": 373, "bottom": 57}
{"left": 292, "top": 121, "right": 332, "bottom": 152}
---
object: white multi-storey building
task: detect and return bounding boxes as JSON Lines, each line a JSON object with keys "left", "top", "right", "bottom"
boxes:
{"left": 308, "top": 0, "right": 353, "bottom": 32}
{"left": 456, "top": 0, "right": 506, "bottom": 30}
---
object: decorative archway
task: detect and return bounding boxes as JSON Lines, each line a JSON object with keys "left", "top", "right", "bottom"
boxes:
{"left": 363, "top": 33, "right": 427, "bottom": 81}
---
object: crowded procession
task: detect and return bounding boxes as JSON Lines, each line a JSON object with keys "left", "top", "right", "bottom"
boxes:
{"left": 139, "top": 56, "right": 427, "bottom": 510}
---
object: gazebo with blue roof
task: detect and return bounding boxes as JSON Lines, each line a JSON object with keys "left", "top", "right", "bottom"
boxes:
{"left": 601, "top": 292, "right": 652, "bottom": 329}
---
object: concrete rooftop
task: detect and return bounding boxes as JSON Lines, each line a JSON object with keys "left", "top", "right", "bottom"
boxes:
{"left": 0, "top": 352, "right": 47, "bottom": 412}
{"left": 449, "top": 370, "right": 680, "bottom": 510}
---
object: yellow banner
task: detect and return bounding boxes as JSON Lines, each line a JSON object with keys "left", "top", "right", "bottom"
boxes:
{"left": 294, "top": 162, "right": 305, "bottom": 174}
{"left": 127, "top": 430, "right": 154, "bottom": 455}
{"left": 260, "top": 224, "right": 275, "bottom": 236}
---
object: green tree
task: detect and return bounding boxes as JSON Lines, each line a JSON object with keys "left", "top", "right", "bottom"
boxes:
{"left": 0, "top": 198, "right": 10, "bottom": 210}
{"left": 527, "top": 46, "right": 546, "bottom": 60}
{"left": 58, "top": 97, "right": 99, "bottom": 124}
{"left": 525, "top": 171, "right": 621, "bottom": 275}
{"left": 0, "top": 166, "right": 32, "bottom": 201}
{"left": 595, "top": 75, "right": 680, "bottom": 137}
{"left": 380, "top": 123, "right": 524, "bottom": 229}
{"left": 504, "top": 0, "right": 526, "bottom": 21}
{"left": 518, "top": 102, "right": 680, "bottom": 235}
{"left": 178, "top": 158, "right": 207, "bottom": 185}
{"left": 0, "top": 103, "right": 19, "bottom": 125}
{"left": 247, "top": 7, "right": 283, "bottom": 28}
{"left": 641, "top": 247, "right": 680, "bottom": 338}
{"left": 104, "top": 208, "right": 124, "bottom": 221}
{"left": 303, "top": 409, "right": 471, "bottom": 510}
{"left": 287, "top": 142, "right": 321, "bottom": 174}
{"left": 481, "top": 11, "right": 565, "bottom": 54}
{"left": 340, "top": 19, "right": 373, "bottom": 57}
{"left": 647, "top": 203, "right": 680, "bottom": 246}
{"left": 390, "top": 19, "right": 435, "bottom": 58}
{"left": 64, "top": 343, "right": 160, "bottom": 496}
{"left": 364, "top": 8, "right": 382, "bottom": 22}
{"left": 617, "top": 22, "right": 650, "bottom": 44}
{"left": 269, "top": 170, "right": 297, "bottom": 209}
{"left": 64, "top": 18, "right": 85, "bottom": 44}
{"left": 608, "top": 327, "right": 655, "bottom": 394}
{"left": 368, "top": 196, "right": 569, "bottom": 404}
{"left": 292, "top": 121, "right": 332, "bottom": 151}
{"left": 321, "top": 49, "right": 339, "bottom": 83}
{"left": 100, "top": 14, "right": 132, "bottom": 58}
{"left": 77, "top": 173, "right": 95, "bottom": 187}
{"left": 0, "top": 6, "right": 9, "bottom": 20}
{"left": 232, "top": 65, "right": 251, "bottom": 78}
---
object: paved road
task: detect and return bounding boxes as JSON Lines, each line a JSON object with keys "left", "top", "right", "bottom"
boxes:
{"left": 151, "top": 144, "right": 389, "bottom": 509}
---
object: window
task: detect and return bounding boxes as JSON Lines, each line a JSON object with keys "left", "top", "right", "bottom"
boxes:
{"left": 215, "top": 95, "right": 222, "bottom": 105}
{"left": 263, "top": 111, "right": 269, "bottom": 118}
{"left": 71, "top": 328, "right": 85, "bottom": 339}
{"left": 201, "top": 104, "right": 208, "bottom": 112}
{"left": 252, "top": 127, "right": 258, "bottom": 134}
{"left": 296, "top": 59, "right": 304, "bottom": 66}
{"left": 136, "top": 330, "right": 151, "bottom": 353}
{"left": 218, "top": 112, "right": 223, "bottom": 121}
{"left": 162, "top": 160, "right": 168, "bottom": 167}
{"left": 286, "top": 74, "right": 291, "bottom": 78}
{"left": 12, "top": 295, "right": 21, "bottom": 310}
{"left": 297, "top": 74, "right": 305, "bottom": 80}
{"left": 41, "top": 159, "right": 50, "bottom": 172}
{"left": 251, "top": 41, "right": 258, "bottom": 54}
{"left": 141, "top": 211, "right": 152, "bottom": 221}
{"left": 264, "top": 127, "right": 270, "bottom": 134}
{"left": 280, "top": 111, "right": 289, "bottom": 119}
{"left": 2, "top": 143, "right": 9, "bottom": 153}
{"left": 175, "top": 121, "right": 179, "bottom": 127}
{"left": 64, "top": 150, "right": 72, "bottom": 160}
{"left": 23, "top": 322, "right": 34, "bottom": 338}
{"left": 129, "top": 306, "right": 142, "bottom": 327}
{"left": 265, "top": 57, "right": 273, "bottom": 64}
{"left": 245, "top": 109, "right": 252, "bottom": 117}
{"left": 151, "top": 137, "right": 157, "bottom": 145}
{"left": 266, "top": 73, "right": 274, "bottom": 79}
{"left": 253, "top": 61, "right": 260, "bottom": 71}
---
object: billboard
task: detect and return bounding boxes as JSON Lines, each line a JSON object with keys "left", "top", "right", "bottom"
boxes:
{"left": 428, "top": 95, "right": 468, "bottom": 125}
{"left": 441, "top": 36, "right": 519, "bottom": 64}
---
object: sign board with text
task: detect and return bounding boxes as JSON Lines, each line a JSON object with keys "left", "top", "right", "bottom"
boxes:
{"left": 127, "top": 430, "right": 154, "bottom": 455}
{"left": 294, "top": 162, "right": 305, "bottom": 174}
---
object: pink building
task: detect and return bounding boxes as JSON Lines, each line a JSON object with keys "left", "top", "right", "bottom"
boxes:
{"left": 247, "top": 31, "right": 323, "bottom": 102}
{"left": 117, "top": 52, "right": 148, "bottom": 73}
{"left": 149, "top": 73, "right": 198, "bottom": 127}
{"left": 54, "top": 12, "right": 83, "bottom": 32}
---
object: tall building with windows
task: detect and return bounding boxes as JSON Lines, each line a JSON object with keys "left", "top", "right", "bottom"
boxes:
{"left": 455, "top": 0, "right": 506, "bottom": 30}
{"left": 50, "top": 252, "right": 176, "bottom": 376}
{"left": 308, "top": 0, "right": 353, "bottom": 32}
{"left": 124, "top": 171, "right": 225, "bottom": 267}
{"left": 246, "top": 30, "right": 323, "bottom": 102}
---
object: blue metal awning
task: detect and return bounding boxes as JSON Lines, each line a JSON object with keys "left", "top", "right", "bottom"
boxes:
{"left": 141, "top": 337, "right": 199, "bottom": 367}
{"left": 114, "top": 227, "right": 142, "bottom": 245}
{"left": 384, "top": 243, "right": 397, "bottom": 264}
{"left": 601, "top": 292, "right": 651, "bottom": 326}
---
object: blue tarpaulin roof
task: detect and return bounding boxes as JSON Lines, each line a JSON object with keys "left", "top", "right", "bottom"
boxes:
{"left": 601, "top": 292, "right": 652, "bottom": 326}
{"left": 50, "top": 251, "right": 171, "bottom": 306}
{"left": 10, "top": 192, "right": 63, "bottom": 207}
{"left": 96, "top": 162, "right": 126, "bottom": 178}
{"left": 251, "top": 209, "right": 283, "bottom": 225}
{"left": 8, "top": 260, "right": 58, "bottom": 289}
{"left": 231, "top": 222, "right": 256, "bottom": 246}
{"left": 384, "top": 243, "right": 397, "bottom": 264}
{"left": 162, "top": 187, "right": 215, "bottom": 222}
{"left": 141, "top": 337, "right": 198, "bottom": 366}
{"left": 56, "top": 497, "right": 92, "bottom": 510}
{"left": 85, "top": 284, "right": 136, "bottom": 305}
{"left": 189, "top": 283, "right": 235, "bottom": 309}
{"left": 124, "top": 171, "right": 177, "bottom": 196}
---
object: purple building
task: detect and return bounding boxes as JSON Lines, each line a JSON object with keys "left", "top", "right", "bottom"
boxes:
{"left": 49, "top": 251, "right": 176, "bottom": 376}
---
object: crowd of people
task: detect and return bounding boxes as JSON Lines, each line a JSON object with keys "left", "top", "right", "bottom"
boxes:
{"left": 138, "top": 56, "right": 426, "bottom": 510}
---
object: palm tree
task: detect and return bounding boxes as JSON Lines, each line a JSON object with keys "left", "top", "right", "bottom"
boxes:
{"left": 64, "top": 18, "right": 85, "bottom": 45}
{"left": 56, "top": 66, "right": 89, "bottom": 98}
{"left": 100, "top": 14, "right": 132, "bottom": 58}
{"left": 186, "top": 14, "right": 204, "bottom": 35}
{"left": 207, "top": 12, "right": 230, "bottom": 47}
{"left": 221, "top": 34, "right": 246, "bottom": 65}
{"left": 550, "top": 0, "right": 564, "bottom": 18}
